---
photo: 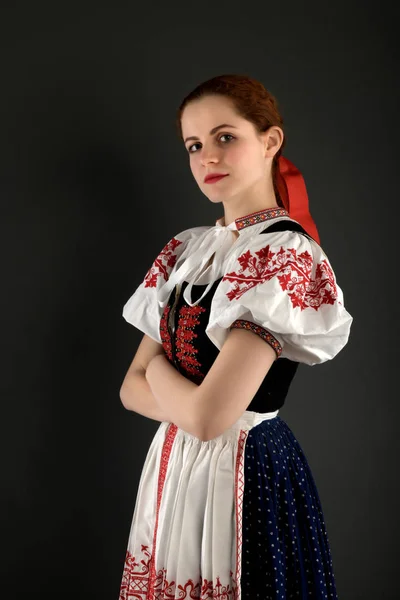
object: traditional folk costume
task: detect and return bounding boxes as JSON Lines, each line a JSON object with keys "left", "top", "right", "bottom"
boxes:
{"left": 119, "top": 156, "right": 353, "bottom": 599}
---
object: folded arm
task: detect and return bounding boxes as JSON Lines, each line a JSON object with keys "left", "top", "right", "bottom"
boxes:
{"left": 146, "top": 327, "right": 277, "bottom": 441}
{"left": 120, "top": 334, "right": 172, "bottom": 423}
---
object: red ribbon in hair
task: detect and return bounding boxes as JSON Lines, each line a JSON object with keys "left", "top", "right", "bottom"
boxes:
{"left": 276, "top": 155, "right": 320, "bottom": 245}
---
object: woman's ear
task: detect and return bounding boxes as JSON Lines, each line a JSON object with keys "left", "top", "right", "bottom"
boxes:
{"left": 264, "top": 126, "right": 284, "bottom": 158}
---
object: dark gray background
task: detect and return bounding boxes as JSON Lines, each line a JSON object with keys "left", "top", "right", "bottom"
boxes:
{"left": 1, "top": 1, "right": 398, "bottom": 598}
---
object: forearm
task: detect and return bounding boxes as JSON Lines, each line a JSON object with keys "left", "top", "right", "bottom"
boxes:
{"left": 120, "top": 369, "right": 171, "bottom": 423}
{"left": 145, "top": 355, "right": 203, "bottom": 439}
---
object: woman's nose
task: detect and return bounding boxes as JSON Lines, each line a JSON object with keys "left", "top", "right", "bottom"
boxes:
{"left": 200, "top": 143, "right": 220, "bottom": 165}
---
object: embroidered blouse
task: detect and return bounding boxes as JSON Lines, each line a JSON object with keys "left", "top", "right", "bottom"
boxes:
{"left": 122, "top": 207, "right": 353, "bottom": 412}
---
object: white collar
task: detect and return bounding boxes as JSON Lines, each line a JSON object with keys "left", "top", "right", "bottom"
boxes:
{"left": 158, "top": 206, "right": 290, "bottom": 308}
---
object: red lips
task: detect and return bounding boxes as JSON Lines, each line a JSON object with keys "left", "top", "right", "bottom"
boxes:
{"left": 204, "top": 173, "right": 228, "bottom": 183}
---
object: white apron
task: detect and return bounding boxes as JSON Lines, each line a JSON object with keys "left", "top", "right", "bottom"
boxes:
{"left": 119, "top": 409, "right": 278, "bottom": 600}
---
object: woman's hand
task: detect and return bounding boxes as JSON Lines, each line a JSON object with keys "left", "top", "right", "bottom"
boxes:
{"left": 143, "top": 350, "right": 200, "bottom": 437}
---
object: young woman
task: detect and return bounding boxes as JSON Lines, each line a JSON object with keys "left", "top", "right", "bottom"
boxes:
{"left": 119, "top": 74, "right": 353, "bottom": 599}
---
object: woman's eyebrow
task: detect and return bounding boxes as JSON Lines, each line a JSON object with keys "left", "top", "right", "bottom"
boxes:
{"left": 184, "top": 123, "right": 238, "bottom": 144}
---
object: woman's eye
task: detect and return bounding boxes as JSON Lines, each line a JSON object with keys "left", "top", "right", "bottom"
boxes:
{"left": 188, "top": 143, "right": 201, "bottom": 153}
{"left": 219, "top": 134, "right": 234, "bottom": 143}
{"left": 187, "top": 134, "right": 235, "bottom": 154}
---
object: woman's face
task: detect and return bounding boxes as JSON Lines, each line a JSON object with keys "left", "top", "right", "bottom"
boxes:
{"left": 180, "top": 95, "right": 282, "bottom": 205}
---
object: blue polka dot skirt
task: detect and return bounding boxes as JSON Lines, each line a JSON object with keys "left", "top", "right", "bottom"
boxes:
{"left": 119, "top": 411, "right": 338, "bottom": 599}
{"left": 241, "top": 415, "right": 338, "bottom": 599}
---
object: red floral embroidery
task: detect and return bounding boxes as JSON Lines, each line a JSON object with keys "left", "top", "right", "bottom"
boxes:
{"left": 175, "top": 305, "right": 207, "bottom": 381}
{"left": 120, "top": 547, "right": 238, "bottom": 599}
{"left": 144, "top": 238, "right": 183, "bottom": 288}
{"left": 159, "top": 305, "right": 173, "bottom": 362}
{"left": 119, "top": 545, "right": 151, "bottom": 599}
{"left": 223, "top": 243, "right": 338, "bottom": 311}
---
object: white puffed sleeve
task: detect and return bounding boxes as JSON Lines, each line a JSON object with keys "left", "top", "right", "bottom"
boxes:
{"left": 122, "top": 227, "right": 206, "bottom": 342}
{"left": 206, "top": 230, "right": 353, "bottom": 365}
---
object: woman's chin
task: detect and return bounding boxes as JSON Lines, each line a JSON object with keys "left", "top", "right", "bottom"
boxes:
{"left": 205, "top": 193, "right": 225, "bottom": 204}
{"left": 202, "top": 187, "right": 235, "bottom": 203}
